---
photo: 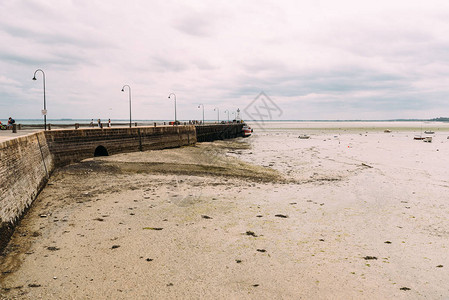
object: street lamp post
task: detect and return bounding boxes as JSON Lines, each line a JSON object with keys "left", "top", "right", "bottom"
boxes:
{"left": 32, "top": 69, "right": 47, "bottom": 130}
{"left": 214, "top": 107, "right": 219, "bottom": 123}
{"left": 224, "top": 109, "right": 230, "bottom": 122}
{"left": 168, "top": 93, "right": 177, "bottom": 124}
{"left": 121, "top": 85, "right": 132, "bottom": 128}
{"left": 198, "top": 104, "right": 204, "bottom": 125}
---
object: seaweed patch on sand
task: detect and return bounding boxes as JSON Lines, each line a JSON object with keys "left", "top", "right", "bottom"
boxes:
{"left": 91, "top": 141, "right": 283, "bottom": 182}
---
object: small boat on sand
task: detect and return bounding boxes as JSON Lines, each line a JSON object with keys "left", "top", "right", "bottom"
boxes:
{"left": 423, "top": 137, "right": 432, "bottom": 143}
{"left": 242, "top": 125, "right": 253, "bottom": 137}
{"left": 384, "top": 129, "right": 391, "bottom": 133}
{"left": 298, "top": 134, "right": 310, "bottom": 139}
{"left": 414, "top": 136, "right": 425, "bottom": 140}
{"left": 424, "top": 130, "right": 435, "bottom": 134}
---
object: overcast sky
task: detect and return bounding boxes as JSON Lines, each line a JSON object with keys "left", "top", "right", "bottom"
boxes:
{"left": 1, "top": 0, "right": 449, "bottom": 121}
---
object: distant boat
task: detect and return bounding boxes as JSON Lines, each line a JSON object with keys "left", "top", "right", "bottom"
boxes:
{"left": 298, "top": 134, "right": 310, "bottom": 139}
{"left": 384, "top": 129, "right": 391, "bottom": 133}
{"left": 424, "top": 130, "right": 435, "bottom": 134}
{"left": 414, "top": 124, "right": 425, "bottom": 140}
{"left": 423, "top": 137, "right": 432, "bottom": 143}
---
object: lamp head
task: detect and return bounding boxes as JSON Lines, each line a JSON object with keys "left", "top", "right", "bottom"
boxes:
{"left": 121, "top": 88, "right": 124, "bottom": 92}
{"left": 32, "top": 77, "right": 36, "bottom": 80}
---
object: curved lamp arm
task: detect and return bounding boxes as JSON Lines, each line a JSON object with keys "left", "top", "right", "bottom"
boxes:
{"left": 121, "top": 85, "right": 132, "bottom": 128}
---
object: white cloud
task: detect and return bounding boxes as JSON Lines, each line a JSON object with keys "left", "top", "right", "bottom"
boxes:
{"left": 1, "top": 0, "right": 449, "bottom": 120}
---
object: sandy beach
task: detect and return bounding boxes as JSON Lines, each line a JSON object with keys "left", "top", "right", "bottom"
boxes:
{"left": 1, "top": 122, "right": 449, "bottom": 299}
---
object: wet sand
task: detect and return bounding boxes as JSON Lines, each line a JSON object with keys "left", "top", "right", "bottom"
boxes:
{"left": 1, "top": 123, "right": 449, "bottom": 299}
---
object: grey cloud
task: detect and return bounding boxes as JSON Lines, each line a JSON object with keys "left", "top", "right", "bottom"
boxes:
{"left": 148, "top": 55, "right": 217, "bottom": 73}
{"left": 192, "top": 59, "right": 217, "bottom": 70}
{"left": 0, "top": 53, "right": 79, "bottom": 66}
{"left": 0, "top": 49, "right": 91, "bottom": 68}
{"left": 149, "top": 55, "right": 189, "bottom": 72}
{"left": 0, "top": 22, "right": 113, "bottom": 49}
{"left": 226, "top": 64, "right": 410, "bottom": 99}
{"left": 318, "top": 18, "right": 449, "bottom": 66}
{"left": 241, "top": 60, "right": 289, "bottom": 74}
{"left": 172, "top": 10, "right": 219, "bottom": 37}
{"left": 0, "top": 52, "right": 53, "bottom": 66}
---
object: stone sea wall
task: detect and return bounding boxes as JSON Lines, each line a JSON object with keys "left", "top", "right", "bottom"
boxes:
{"left": 0, "top": 132, "right": 53, "bottom": 250}
{"left": 46, "top": 126, "right": 196, "bottom": 167}
{"left": 196, "top": 124, "right": 244, "bottom": 142}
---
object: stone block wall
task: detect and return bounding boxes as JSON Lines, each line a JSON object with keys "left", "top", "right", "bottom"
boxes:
{"left": 196, "top": 124, "right": 244, "bottom": 142}
{"left": 46, "top": 126, "right": 196, "bottom": 167}
{"left": 140, "top": 126, "right": 196, "bottom": 151}
{"left": 0, "top": 132, "right": 53, "bottom": 250}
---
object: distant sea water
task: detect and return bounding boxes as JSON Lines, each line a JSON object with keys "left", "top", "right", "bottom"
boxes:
{"left": 8, "top": 119, "right": 445, "bottom": 125}
{"left": 6, "top": 119, "right": 449, "bottom": 132}
{"left": 247, "top": 120, "right": 449, "bottom": 131}
{"left": 8, "top": 119, "right": 169, "bottom": 125}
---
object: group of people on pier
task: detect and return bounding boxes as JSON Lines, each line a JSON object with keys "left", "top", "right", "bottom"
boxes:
{"left": 0, "top": 117, "right": 15, "bottom": 130}
{"left": 89, "top": 119, "right": 112, "bottom": 128}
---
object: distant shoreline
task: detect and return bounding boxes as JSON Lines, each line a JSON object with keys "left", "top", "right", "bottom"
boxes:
{"left": 2, "top": 118, "right": 449, "bottom": 124}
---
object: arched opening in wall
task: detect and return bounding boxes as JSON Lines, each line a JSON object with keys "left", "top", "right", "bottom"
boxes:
{"left": 94, "top": 145, "right": 109, "bottom": 157}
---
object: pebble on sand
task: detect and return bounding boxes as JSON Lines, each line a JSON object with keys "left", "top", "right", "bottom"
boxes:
{"left": 245, "top": 231, "right": 258, "bottom": 237}
{"left": 363, "top": 256, "right": 377, "bottom": 260}
{"left": 275, "top": 214, "right": 288, "bottom": 218}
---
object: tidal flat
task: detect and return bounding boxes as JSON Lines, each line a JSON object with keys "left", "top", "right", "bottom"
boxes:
{"left": 1, "top": 122, "right": 449, "bottom": 299}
